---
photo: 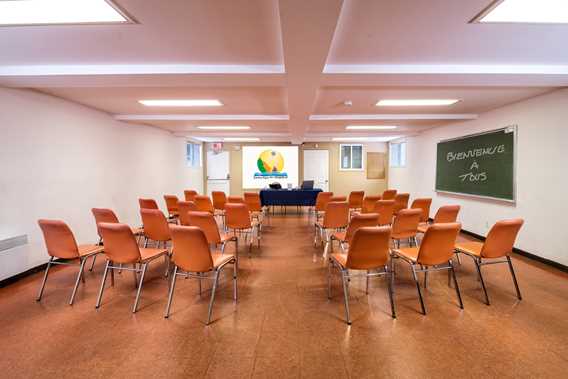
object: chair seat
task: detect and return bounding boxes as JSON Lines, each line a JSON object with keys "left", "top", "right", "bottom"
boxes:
{"left": 78, "top": 244, "right": 104, "bottom": 257}
{"left": 212, "top": 253, "right": 236, "bottom": 268}
{"left": 332, "top": 231, "right": 346, "bottom": 242}
{"left": 392, "top": 246, "right": 419, "bottom": 262}
{"left": 455, "top": 241, "right": 483, "bottom": 257}
{"left": 331, "top": 253, "right": 347, "bottom": 268}
{"left": 417, "top": 223, "right": 429, "bottom": 234}
{"left": 139, "top": 247, "right": 169, "bottom": 262}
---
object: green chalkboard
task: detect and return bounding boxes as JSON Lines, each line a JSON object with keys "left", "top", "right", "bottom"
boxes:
{"left": 435, "top": 127, "right": 516, "bottom": 202}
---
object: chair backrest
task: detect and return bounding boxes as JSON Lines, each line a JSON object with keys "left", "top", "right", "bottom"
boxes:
{"left": 322, "top": 202, "right": 350, "bottom": 229}
{"left": 91, "top": 208, "right": 120, "bottom": 238}
{"left": 211, "top": 191, "right": 227, "bottom": 211}
{"left": 330, "top": 196, "right": 347, "bottom": 202}
{"left": 139, "top": 198, "right": 159, "bottom": 210}
{"left": 362, "top": 195, "right": 382, "bottom": 213}
{"left": 177, "top": 201, "right": 198, "bottom": 226}
{"left": 140, "top": 209, "right": 171, "bottom": 242}
{"left": 433, "top": 205, "right": 460, "bottom": 223}
{"left": 164, "top": 195, "right": 179, "bottom": 213}
{"left": 382, "top": 189, "right": 397, "bottom": 200}
{"left": 187, "top": 211, "right": 222, "bottom": 244}
{"left": 417, "top": 222, "right": 461, "bottom": 266}
{"left": 244, "top": 192, "right": 262, "bottom": 212}
{"left": 410, "top": 198, "right": 432, "bottom": 223}
{"left": 227, "top": 196, "right": 245, "bottom": 204}
{"left": 346, "top": 227, "right": 392, "bottom": 270}
{"left": 315, "top": 192, "right": 333, "bottom": 212}
{"left": 394, "top": 193, "right": 410, "bottom": 213}
{"left": 344, "top": 213, "right": 379, "bottom": 243}
{"left": 374, "top": 200, "right": 396, "bottom": 225}
{"left": 348, "top": 191, "right": 365, "bottom": 209}
{"left": 391, "top": 208, "right": 421, "bottom": 239}
{"left": 170, "top": 225, "right": 214, "bottom": 273}
{"left": 98, "top": 223, "right": 141, "bottom": 264}
{"left": 184, "top": 190, "right": 198, "bottom": 202}
{"left": 194, "top": 195, "right": 214, "bottom": 213}
{"left": 225, "top": 203, "right": 252, "bottom": 229}
{"left": 37, "top": 219, "right": 79, "bottom": 259}
{"left": 481, "top": 219, "right": 524, "bottom": 259}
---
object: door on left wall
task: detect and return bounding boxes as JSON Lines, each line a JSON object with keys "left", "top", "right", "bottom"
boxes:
{"left": 206, "top": 150, "right": 230, "bottom": 196}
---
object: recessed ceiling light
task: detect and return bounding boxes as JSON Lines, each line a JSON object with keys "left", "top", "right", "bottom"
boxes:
{"left": 345, "top": 125, "right": 397, "bottom": 130}
{"left": 376, "top": 99, "right": 460, "bottom": 107}
{"left": 223, "top": 137, "right": 260, "bottom": 142}
{"left": 474, "top": 0, "right": 568, "bottom": 24}
{"left": 197, "top": 126, "right": 251, "bottom": 130}
{"left": 138, "top": 99, "right": 223, "bottom": 107}
{"left": 0, "top": 0, "right": 130, "bottom": 26}
{"left": 332, "top": 136, "right": 401, "bottom": 142}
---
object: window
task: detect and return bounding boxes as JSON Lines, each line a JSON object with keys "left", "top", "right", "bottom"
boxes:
{"left": 339, "top": 144, "right": 363, "bottom": 170}
{"left": 186, "top": 142, "right": 201, "bottom": 168}
{"left": 389, "top": 141, "right": 406, "bottom": 167}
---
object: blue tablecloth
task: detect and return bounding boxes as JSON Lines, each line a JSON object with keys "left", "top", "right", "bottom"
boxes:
{"left": 259, "top": 188, "right": 323, "bottom": 206}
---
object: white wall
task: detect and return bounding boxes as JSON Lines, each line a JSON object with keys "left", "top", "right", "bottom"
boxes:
{"left": 390, "top": 88, "right": 568, "bottom": 266}
{"left": 0, "top": 88, "right": 203, "bottom": 280}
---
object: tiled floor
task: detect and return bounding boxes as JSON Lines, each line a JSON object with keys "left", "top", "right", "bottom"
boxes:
{"left": 1, "top": 213, "right": 568, "bottom": 378}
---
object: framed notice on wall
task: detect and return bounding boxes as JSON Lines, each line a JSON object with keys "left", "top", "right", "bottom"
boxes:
{"left": 435, "top": 126, "right": 516, "bottom": 202}
{"left": 366, "top": 152, "right": 386, "bottom": 179}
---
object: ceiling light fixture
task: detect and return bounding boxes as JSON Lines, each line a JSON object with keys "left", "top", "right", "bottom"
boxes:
{"left": 376, "top": 99, "right": 460, "bottom": 107}
{"left": 332, "top": 136, "right": 402, "bottom": 142}
{"left": 0, "top": 0, "right": 131, "bottom": 26}
{"left": 138, "top": 99, "right": 223, "bottom": 107}
{"left": 197, "top": 126, "right": 251, "bottom": 130}
{"left": 223, "top": 137, "right": 260, "bottom": 142}
{"left": 345, "top": 125, "right": 397, "bottom": 130}
{"left": 473, "top": 0, "right": 568, "bottom": 24}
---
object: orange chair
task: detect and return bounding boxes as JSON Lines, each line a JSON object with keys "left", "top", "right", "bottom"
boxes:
{"left": 393, "top": 193, "right": 410, "bottom": 214}
{"left": 418, "top": 205, "right": 460, "bottom": 233}
{"left": 330, "top": 196, "right": 347, "bottom": 202}
{"left": 187, "top": 211, "right": 237, "bottom": 254}
{"left": 382, "top": 189, "right": 397, "bottom": 200}
{"left": 455, "top": 219, "right": 524, "bottom": 305}
{"left": 91, "top": 208, "right": 143, "bottom": 271}
{"left": 392, "top": 223, "right": 463, "bottom": 315}
{"left": 211, "top": 191, "right": 227, "bottom": 220}
{"left": 314, "top": 201, "right": 350, "bottom": 256}
{"left": 244, "top": 192, "right": 265, "bottom": 226}
{"left": 36, "top": 220, "right": 103, "bottom": 305}
{"left": 361, "top": 195, "right": 382, "bottom": 213}
{"left": 225, "top": 203, "right": 260, "bottom": 257}
{"left": 227, "top": 196, "right": 245, "bottom": 204}
{"left": 140, "top": 209, "right": 171, "bottom": 249}
{"left": 391, "top": 208, "right": 421, "bottom": 248}
{"left": 139, "top": 198, "right": 159, "bottom": 210}
{"left": 328, "top": 227, "right": 395, "bottom": 324}
{"left": 330, "top": 212, "right": 379, "bottom": 250}
{"left": 165, "top": 225, "right": 237, "bottom": 324}
{"left": 410, "top": 198, "right": 432, "bottom": 223}
{"left": 184, "top": 190, "right": 198, "bottom": 202}
{"left": 177, "top": 201, "right": 198, "bottom": 226}
{"left": 348, "top": 191, "right": 365, "bottom": 212}
{"left": 163, "top": 195, "right": 180, "bottom": 220}
{"left": 195, "top": 195, "right": 214, "bottom": 214}
{"left": 374, "top": 200, "right": 396, "bottom": 226}
{"left": 314, "top": 191, "right": 333, "bottom": 221}
{"left": 96, "top": 223, "right": 169, "bottom": 313}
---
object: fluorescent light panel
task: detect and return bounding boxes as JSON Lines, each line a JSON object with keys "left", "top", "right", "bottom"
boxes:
{"left": 345, "top": 125, "right": 397, "bottom": 130}
{"left": 197, "top": 126, "right": 250, "bottom": 130}
{"left": 0, "top": 0, "right": 129, "bottom": 25}
{"left": 376, "top": 99, "right": 459, "bottom": 107}
{"left": 139, "top": 99, "right": 222, "bottom": 107}
{"left": 223, "top": 137, "right": 260, "bottom": 142}
{"left": 332, "top": 136, "right": 401, "bottom": 142}
{"left": 477, "top": 0, "right": 568, "bottom": 23}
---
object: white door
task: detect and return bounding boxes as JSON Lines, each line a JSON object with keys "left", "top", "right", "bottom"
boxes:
{"left": 206, "top": 150, "right": 230, "bottom": 195}
{"left": 303, "top": 149, "right": 329, "bottom": 191}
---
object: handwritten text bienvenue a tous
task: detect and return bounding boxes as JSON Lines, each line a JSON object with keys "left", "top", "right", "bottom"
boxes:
{"left": 446, "top": 145, "right": 506, "bottom": 183}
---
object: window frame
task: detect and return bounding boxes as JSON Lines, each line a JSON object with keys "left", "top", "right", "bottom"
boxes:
{"left": 389, "top": 141, "right": 407, "bottom": 168}
{"left": 339, "top": 143, "right": 364, "bottom": 171}
{"left": 186, "top": 142, "right": 202, "bottom": 168}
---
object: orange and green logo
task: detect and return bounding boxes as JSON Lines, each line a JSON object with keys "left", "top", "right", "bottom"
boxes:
{"left": 255, "top": 150, "right": 287, "bottom": 178}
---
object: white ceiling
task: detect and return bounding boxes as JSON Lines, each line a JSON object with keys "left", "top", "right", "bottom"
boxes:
{"left": 1, "top": 0, "right": 567, "bottom": 143}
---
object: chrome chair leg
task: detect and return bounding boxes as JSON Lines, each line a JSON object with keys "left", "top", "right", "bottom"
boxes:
{"left": 132, "top": 263, "right": 148, "bottom": 313}
{"left": 365, "top": 270, "right": 370, "bottom": 294}
{"left": 69, "top": 257, "right": 87, "bottom": 305}
{"left": 89, "top": 254, "right": 97, "bottom": 271}
{"left": 506, "top": 256, "right": 522, "bottom": 300}
{"left": 233, "top": 260, "right": 238, "bottom": 301}
{"left": 327, "top": 258, "right": 333, "bottom": 299}
{"left": 449, "top": 260, "right": 464, "bottom": 309}
{"left": 95, "top": 260, "right": 111, "bottom": 308}
{"left": 36, "top": 257, "right": 53, "bottom": 301}
{"left": 164, "top": 266, "right": 178, "bottom": 318}
{"left": 411, "top": 265, "right": 426, "bottom": 315}
{"left": 341, "top": 270, "right": 351, "bottom": 325}
{"left": 207, "top": 271, "right": 220, "bottom": 325}
{"left": 386, "top": 266, "right": 396, "bottom": 318}
{"left": 474, "top": 258, "right": 490, "bottom": 305}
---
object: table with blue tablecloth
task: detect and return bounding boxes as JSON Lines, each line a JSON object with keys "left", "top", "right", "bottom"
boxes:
{"left": 259, "top": 188, "right": 322, "bottom": 213}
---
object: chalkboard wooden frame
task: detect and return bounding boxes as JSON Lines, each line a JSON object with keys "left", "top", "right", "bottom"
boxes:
{"left": 435, "top": 126, "right": 517, "bottom": 203}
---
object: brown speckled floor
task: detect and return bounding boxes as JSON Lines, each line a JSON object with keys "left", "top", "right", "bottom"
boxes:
{"left": 1, "top": 213, "right": 568, "bottom": 378}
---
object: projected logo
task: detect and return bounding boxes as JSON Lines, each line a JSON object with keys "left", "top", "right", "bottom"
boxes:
{"left": 254, "top": 150, "right": 288, "bottom": 179}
